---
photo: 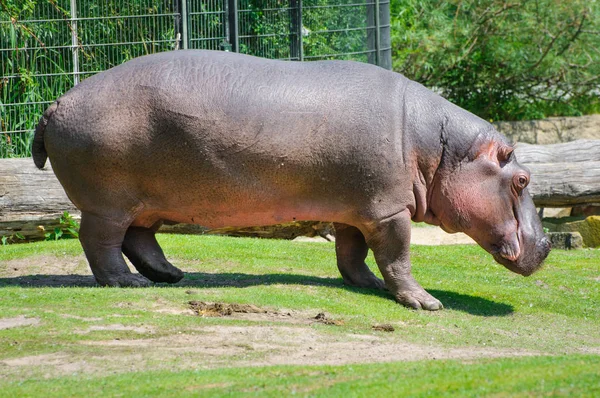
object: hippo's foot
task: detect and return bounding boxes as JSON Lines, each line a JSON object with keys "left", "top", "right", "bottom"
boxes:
{"left": 96, "top": 273, "right": 152, "bottom": 287}
{"left": 342, "top": 270, "right": 386, "bottom": 290}
{"left": 129, "top": 259, "right": 184, "bottom": 284}
{"left": 393, "top": 287, "right": 443, "bottom": 311}
{"left": 122, "top": 226, "right": 185, "bottom": 284}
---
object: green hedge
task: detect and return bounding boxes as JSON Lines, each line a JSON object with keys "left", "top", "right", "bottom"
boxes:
{"left": 390, "top": 0, "right": 600, "bottom": 121}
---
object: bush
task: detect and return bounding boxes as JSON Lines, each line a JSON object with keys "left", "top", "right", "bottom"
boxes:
{"left": 390, "top": 0, "right": 600, "bottom": 121}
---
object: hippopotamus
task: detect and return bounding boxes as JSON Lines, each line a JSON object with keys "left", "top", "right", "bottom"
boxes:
{"left": 32, "top": 50, "right": 550, "bottom": 310}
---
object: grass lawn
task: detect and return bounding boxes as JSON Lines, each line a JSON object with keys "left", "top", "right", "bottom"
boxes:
{"left": 1, "top": 234, "right": 599, "bottom": 396}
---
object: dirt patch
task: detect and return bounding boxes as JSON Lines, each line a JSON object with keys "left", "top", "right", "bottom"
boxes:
{"left": 75, "top": 324, "right": 154, "bottom": 335}
{"left": 189, "top": 301, "right": 268, "bottom": 317}
{"left": 0, "top": 255, "right": 96, "bottom": 287}
{"left": 188, "top": 302, "right": 346, "bottom": 326}
{"left": 1, "top": 353, "right": 96, "bottom": 379}
{"left": 72, "top": 324, "right": 541, "bottom": 372}
{"left": 410, "top": 227, "right": 475, "bottom": 245}
{"left": 0, "top": 316, "right": 40, "bottom": 330}
{"left": 1, "top": 314, "right": 544, "bottom": 381}
{"left": 0, "top": 255, "right": 89, "bottom": 278}
{"left": 60, "top": 314, "right": 103, "bottom": 322}
{"left": 313, "top": 312, "right": 344, "bottom": 326}
{"left": 372, "top": 324, "right": 395, "bottom": 332}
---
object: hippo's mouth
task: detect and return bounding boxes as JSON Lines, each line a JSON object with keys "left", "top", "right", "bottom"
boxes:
{"left": 491, "top": 232, "right": 521, "bottom": 262}
{"left": 490, "top": 236, "right": 551, "bottom": 276}
{"left": 492, "top": 253, "right": 534, "bottom": 276}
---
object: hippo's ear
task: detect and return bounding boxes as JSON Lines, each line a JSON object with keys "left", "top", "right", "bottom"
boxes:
{"left": 474, "top": 141, "right": 514, "bottom": 166}
{"left": 497, "top": 145, "right": 514, "bottom": 165}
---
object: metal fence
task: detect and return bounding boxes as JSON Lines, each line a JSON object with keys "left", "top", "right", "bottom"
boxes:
{"left": 1, "top": 0, "right": 391, "bottom": 157}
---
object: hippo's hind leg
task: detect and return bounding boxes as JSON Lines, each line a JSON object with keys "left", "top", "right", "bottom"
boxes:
{"left": 122, "top": 226, "right": 184, "bottom": 283}
{"left": 79, "top": 212, "right": 151, "bottom": 287}
{"left": 334, "top": 223, "right": 385, "bottom": 290}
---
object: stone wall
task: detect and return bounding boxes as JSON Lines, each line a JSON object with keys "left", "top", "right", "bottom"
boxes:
{"left": 494, "top": 114, "right": 600, "bottom": 145}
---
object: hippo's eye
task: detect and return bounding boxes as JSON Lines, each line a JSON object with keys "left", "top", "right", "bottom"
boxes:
{"left": 513, "top": 173, "right": 529, "bottom": 191}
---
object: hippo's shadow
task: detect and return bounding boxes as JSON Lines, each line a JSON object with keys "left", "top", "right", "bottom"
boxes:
{"left": 0, "top": 272, "right": 513, "bottom": 316}
{"left": 425, "top": 289, "right": 513, "bottom": 316}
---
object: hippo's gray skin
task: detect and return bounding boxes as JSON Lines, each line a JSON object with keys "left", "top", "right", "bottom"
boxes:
{"left": 33, "top": 50, "right": 550, "bottom": 310}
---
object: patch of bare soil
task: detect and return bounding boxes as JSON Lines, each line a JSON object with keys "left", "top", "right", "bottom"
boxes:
{"left": 74, "top": 324, "right": 154, "bottom": 335}
{"left": 372, "top": 324, "right": 395, "bottom": 332}
{"left": 60, "top": 314, "right": 103, "bottom": 322}
{"left": 313, "top": 312, "right": 344, "bottom": 326}
{"left": 0, "top": 255, "right": 96, "bottom": 287}
{"left": 410, "top": 227, "right": 475, "bottom": 245}
{"left": 1, "top": 255, "right": 89, "bottom": 277}
{"left": 0, "top": 303, "right": 545, "bottom": 381}
{"left": 0, "top": 316, "right": 40, "bottom": 330}
{"left": 2, "top": 353, "right": 93, "bottom": 375}
{"left": 25, "top": 324, "right": 540, "bottom": 378}
{"left": 188, "top": 301, "right": 346, "bottom": 326}
{"left": 189, "top": 301, "right": 269, "bottom": 317}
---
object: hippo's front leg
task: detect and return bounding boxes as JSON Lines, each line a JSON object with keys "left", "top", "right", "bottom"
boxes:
{"left": 365, "top": 210, "right": 443, "bottom": 310}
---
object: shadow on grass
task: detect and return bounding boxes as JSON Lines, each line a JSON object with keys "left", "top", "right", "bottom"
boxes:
{"left": 427, "top": 289, "right": 513, "bottom": 316}
{"left": 0, "top": 272, "right": 513, "bottom": 316}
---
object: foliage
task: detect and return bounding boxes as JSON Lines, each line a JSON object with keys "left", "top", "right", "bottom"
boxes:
{"left": 237, "top": 0, "right": 370, "bottom": 61}
{"left": 302, "top": 0, "right": 371, "bottom": 62}
{"left": 1, "top": 212, "right": 78, "bottom": 245}
{"left": 43, "top": 211, "right": 79, "bottom": 241}
{"left": 390, "top": 0, "right": 600, "bottom": 121}
{"left": 0, "top": 232, "right": 25, "bottom": 245}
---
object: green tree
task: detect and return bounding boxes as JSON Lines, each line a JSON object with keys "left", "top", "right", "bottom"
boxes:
{"left": 391, "top": 0, "right": 600, "bottom": 121}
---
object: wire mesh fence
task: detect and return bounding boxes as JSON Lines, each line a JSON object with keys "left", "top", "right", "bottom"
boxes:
{"left": 1, "top": 0, "right": 391, "bottom": 158}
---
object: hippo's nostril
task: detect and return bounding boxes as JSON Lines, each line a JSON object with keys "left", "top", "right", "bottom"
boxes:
{"left": 541, "top": 237, "right": 551, "bottom": 250}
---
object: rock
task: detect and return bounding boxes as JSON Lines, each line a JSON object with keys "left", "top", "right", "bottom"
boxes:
{"left": 494, "top": 114, "right": 600, "bottom": 145}
{"left": 292, "top": 236, "right": 330, "bottom": 243}
{"left": 544, "top": 216, "right": 600, "bottom": 248}
{"left": 571, "top": 205, "right": 600, "bottom": 217}
{"left": 540, "top": 208, "right": 572, "bottom": 218}
{"left": 547, "top": 232, "right": 584, "bottom": 250}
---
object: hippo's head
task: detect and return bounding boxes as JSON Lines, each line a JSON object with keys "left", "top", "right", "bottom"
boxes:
{"left": 429, "top": 135, "right": 551, "bottom": 276}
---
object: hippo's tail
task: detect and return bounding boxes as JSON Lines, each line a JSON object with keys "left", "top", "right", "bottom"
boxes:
{"left": 32, "top": 101, "right": 58, "bottom": 169}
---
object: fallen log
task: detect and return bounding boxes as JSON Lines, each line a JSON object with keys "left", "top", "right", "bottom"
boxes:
{"left": 2, "top": 139, "right": 599, "bottom": 241}
{"left": 514, "top": 140, "right": 600, "bottom": 207}
{"left": 0, "top": 158, "right": 78, "bottom": 242}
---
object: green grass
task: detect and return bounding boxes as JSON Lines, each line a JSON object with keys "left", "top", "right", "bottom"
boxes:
{"left": 3, "top": 355, "right": 599, "bottom": 397}
{"left": 0, "top": 235, "right": 599, "bottom": 396}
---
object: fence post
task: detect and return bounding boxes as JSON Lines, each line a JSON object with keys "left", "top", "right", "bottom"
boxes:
{"left": 228, "top": 0, "right": 239, "bottom": 52}
{"left": 70, "top": 0, "right": 79, "bottom": 84}
{"left": 290, "top": 0, "right": 303, "bottom": 61}
{"left": 375, "top": 0, "right": 380, "bottom": 66}
{"left": 366, "top": 0, "right": 377, "bottom": 66}
{"left": 181, "top": 0, "right": 188, "bottom": 49}
{"left": 367, "top": 0, "right": 391, "bottom": 69}
{"left": 378, "top": 0, "right": 392, "bottom": 69}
